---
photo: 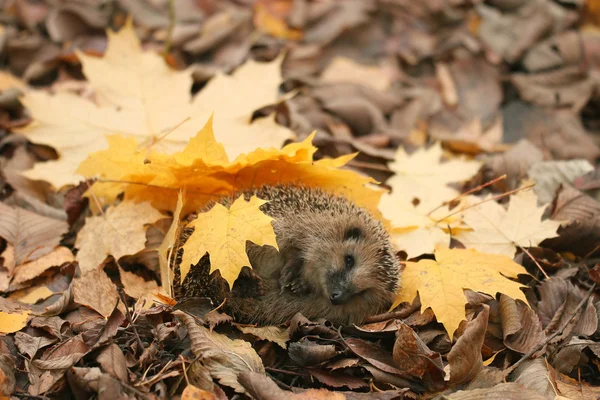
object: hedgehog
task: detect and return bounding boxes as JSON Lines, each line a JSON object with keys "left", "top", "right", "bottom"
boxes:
{"left": 172, "top": 185, "right": 400, "bottom": 326}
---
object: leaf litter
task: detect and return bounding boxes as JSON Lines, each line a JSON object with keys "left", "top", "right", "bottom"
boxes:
{"left": 1, "top": 1, "right": 600, "bottom": 399}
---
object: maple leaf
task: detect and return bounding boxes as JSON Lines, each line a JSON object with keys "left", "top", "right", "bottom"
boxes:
{"left": 17, "top": 20, "right": 293, "bottom": 187}
{"left": 75, "top": 201, "right": 164, "bottom": 274}
{"left": 393, "top": 247, "right": 528, "bottom": 339}
{"left": 384, "top": 201, "right": 466, "bottom": 257}
{"left": 455, "top": 189, "right": 564, "bottom": 257}
{"left": 180, "top": 195, "right": 278, "bottom": 286}
{"left": 380, "top": 142, "right": 482, "bottom": 213}
{"left": 78, "top": 117, "right": 383, "bottom": 216}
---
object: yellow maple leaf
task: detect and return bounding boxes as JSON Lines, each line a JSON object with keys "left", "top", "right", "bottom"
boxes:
{"left": 17, "top": 20, "right": 293, "bottom": 187}
{"left": 78, "top": 117, "right": 383, "bottom": 216}
{"left": 380, "top": 142, "right": 481, "bottom": 213}
{"left": 180, "top": 196, "right": 278, "bottom": 286}
{"left": 75, "top": 201, "right": 164, "bottom": 274}
{"left": 455, "top": 189, "right": 563, "bottom": 257}
{"left": 393, "top": 247, "right": 528, "bottom": 339}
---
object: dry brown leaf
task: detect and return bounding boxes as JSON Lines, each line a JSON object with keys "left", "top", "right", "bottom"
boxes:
{"left": 75, "top": 201, "right": 164, "bottom": 274}
{"left": 119, "top": 267, "right": 158, "bottom": 300}
{"left": 456, "top": 189, "right": 563, "bottom": 257}
{"left": 499, "top": 295, "right": 545, "bottom": 354}
{"left": 237, "top": 325, "right": 289, "bottom": 349}
{"left": 11, "top": 246, "right": 74, "bottom": 286}
{"left": 483, "top": 139, "right": 544, "bottom": 192}
{"left": 545, "top": 185, "right": 600, "bottom": 256}
{"left": 0, "top": 202, "right": 68, "bottom": 266}
{"left": 177, "top": 312, "right": 264, "bottom": 394}
{"left": 8, "top": 285, "right": 54, "bottom": 304}
{"left": 73, "top": 269, "right": 118, "bottom": 318}
{"left": 321, "top": 57, "right": 391, "bottom": 91}
{"left": 448, "top": 305, "right": 488, "bottom": 385}
{"left": 96, "top": 344, "right": 128, "bottom": 382}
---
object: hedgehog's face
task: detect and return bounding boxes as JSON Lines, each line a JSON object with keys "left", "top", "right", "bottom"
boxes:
{"left": 300, "top": 214, "right": 399, "bottom": 308}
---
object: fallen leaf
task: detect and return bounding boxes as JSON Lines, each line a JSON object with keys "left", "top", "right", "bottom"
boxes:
{"left": 0, "top": 203, "right": 68, "bottom": 266}
{"left": 181, "top": 195, "right": 278, "bottom": 286}
{"left": 73, "top": 269, "right": 118, "bottom": 318}
{"left": 544, "top": 185, "right": 600, "bottom": 256}
{"left": 0, "top": 309, "right": 30, "bottom": 334}
{"left": 18, "top": 21, "right": 293, "bottom": 187}
{"left": 528, "top": 160, "right": 594, "bottom": 204}
{"left": 75, "top": 201, "right": 164, "bottom": 274}
{"left": 181, "top": 384, "right": 217, "bottom": 400}
{"left": 380, "top": 142, "right": 482, "bottom": 212}
{"left": 393, "top": 247, "right": 528, "bottom": 338}
{"left": 8, "top": 286, "right": 54, "bottom": 304}
{"left": 237, "top": 325, "right": 289, "bottom": 349}
{"left": 447, "top": 305, "right": 488, "bottom": 385}
{"left": 456, "top": 189, "right": 563, "bottom": 257}
{"left": 156, "top": 191, "right": 184, "bottom": 297}
{"left": 253, "top": 1, "right": 303, "bottom": 40}
{"left": 119, "top": 267, "right": 158, "bottom": 300}
{"left": 11, "top": 246, "right": 74, "bottom": 286}
{"left": 78, "top": 119, "right": 382, "bottom": 216}
{"left": 321, "top": 57, "right": 391, "bottom": 92}
{"left": 177, "top": 312, "right": 265, "bottom": 394}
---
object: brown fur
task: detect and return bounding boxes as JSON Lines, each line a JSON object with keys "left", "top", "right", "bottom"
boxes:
{"left": 173, "top": 185, "right": 400, "bottom": 326}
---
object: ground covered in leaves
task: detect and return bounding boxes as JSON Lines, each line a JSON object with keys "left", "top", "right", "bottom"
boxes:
{"left": 1, "top": 0, "right": 600, "bottom": 399}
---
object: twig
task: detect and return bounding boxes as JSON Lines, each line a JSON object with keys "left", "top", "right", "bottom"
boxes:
{"left": 117, "top": 287, "right": 146, "bottom": 353}
{"left": 520, "top": 246, "right": 549, "bottom": 280}
{"left": 504, "top": 283, "right": 597, "bottom": 377}
{"left": 426, "top": 174, "right": 506, "bottom": 217}
{"left": 163, "top": 0, "right": 176, "bottom": 57}
{"left": 144, "top": 116, "right": 191, "bottom": 163}
{"left": 436, "top": 183, "right": 535, "bottom": 223}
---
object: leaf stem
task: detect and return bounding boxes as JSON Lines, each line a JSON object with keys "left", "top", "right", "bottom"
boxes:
{"left": 426, "top": 174, "right": 506, "bottom": 217}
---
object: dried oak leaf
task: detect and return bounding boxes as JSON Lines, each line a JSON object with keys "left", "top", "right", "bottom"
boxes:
{"left": 236, "top": 325, "right": 289, "bottom": 349}
{"left": 177, "top": 312, "right": 264, "bottom": 394}
{"left": 392, "top": 323, "right": 444, "bottom": 385}
{"left": 17, "top": 20, "right": 293, "bottom": 187}
{"left": 498, "top": 295, "right": 545, "bottom": 354}
{"left": 78, "top": 118, "right": 382, "bottom": 216}
{"left": 380, "top": 142, "right": 481, "bottom": 213}
{"left": 456, "top": 189, "right": 563, "bottom": 257}
{"left": 393, "top": 247, "right": 528, "bottom": 339}
{"left": 11, "top": 246, "right": 74, "bottom": 286}
{"left": 0, "top": 202, "right": 68, "bottom": 266}
{"left": 180, "top": 196, "right": 278, "bottom": 286}
{"left": 75, "top": 201, "right": 164, "bottom": 274}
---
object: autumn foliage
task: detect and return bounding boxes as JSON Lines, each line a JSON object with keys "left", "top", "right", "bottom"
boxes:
{"left": 0, "top": 2, "right": 599, "bottom": 399}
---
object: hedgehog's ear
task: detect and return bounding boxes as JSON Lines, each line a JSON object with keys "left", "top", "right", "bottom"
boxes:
{"left": 344, "top": 227, "right": 362, "bottom": 241}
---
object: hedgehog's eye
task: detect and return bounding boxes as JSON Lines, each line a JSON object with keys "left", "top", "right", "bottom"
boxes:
{"left": 344, "top": 254, "right": 355, "bottom": 269}
{"left": 344, "top": 227, "right": 362, "bottom": 241}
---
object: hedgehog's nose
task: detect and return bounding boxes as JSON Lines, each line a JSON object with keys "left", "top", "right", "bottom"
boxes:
{"left": 330, "top": 291, "right": 344, "bottom": 305}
